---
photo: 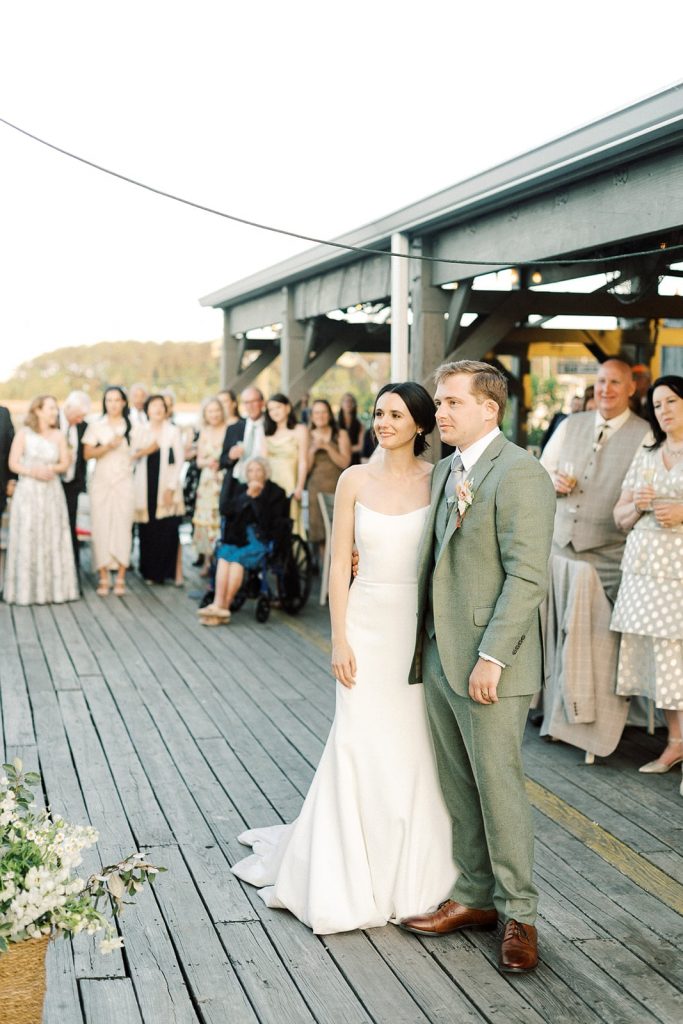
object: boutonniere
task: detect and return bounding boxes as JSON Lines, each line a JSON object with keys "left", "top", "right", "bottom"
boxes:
{"left": 447, "top": 478, "right": 475, "bottom": 528}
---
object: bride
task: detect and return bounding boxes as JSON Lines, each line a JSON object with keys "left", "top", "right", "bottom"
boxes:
{"left": 232, "top": 381, "right": 457, "bottom": 933}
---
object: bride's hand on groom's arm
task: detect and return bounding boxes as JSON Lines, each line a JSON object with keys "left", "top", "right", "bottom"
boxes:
{"left": 332, "top": 641, "right": 357, "bottom": 688}
{"left": 468, "top": 658, "right": 501, "bottom": 704}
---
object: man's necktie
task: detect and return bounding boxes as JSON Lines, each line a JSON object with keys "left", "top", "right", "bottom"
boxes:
{"left": 593, "top": 423, "right": 610, "bottom": 451}
{"left": 444, "top": 454, "right": 465, "bottom": 501}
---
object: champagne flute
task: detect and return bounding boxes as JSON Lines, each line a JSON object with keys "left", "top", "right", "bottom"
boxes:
{"left": 639, "top": 465, "right": 656, "bottom": 511}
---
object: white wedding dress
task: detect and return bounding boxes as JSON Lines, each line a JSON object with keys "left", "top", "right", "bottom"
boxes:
{"left": 232, "top": 502, "right": 457, "bottom": 934}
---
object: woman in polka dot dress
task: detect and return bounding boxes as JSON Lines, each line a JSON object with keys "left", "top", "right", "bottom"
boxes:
{"left": 612, "top": 375, "right": 683, "bottom": 792}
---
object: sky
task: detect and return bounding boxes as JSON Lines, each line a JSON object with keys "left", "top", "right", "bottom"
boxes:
{"left": 0, "top": 1, "right": 682, "bottom": 381}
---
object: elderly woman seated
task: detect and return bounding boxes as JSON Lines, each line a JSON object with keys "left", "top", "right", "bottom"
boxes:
{"left": 198, "top": 456, "right": 290, "bottom": 624}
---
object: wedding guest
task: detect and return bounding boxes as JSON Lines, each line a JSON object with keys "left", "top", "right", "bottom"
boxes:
{"left": 128, "top": 383, "right": 149, "bottom": 428}
{"left": 612, "top": 375, "right": 683, "bottom": 789}
{"left": 5, "top": 395, "right": 78, "bottom": 605}
{"left": 192, "top": 397, "right": 227, "bottom": 574}
{"left": 218, "top": 387, "right": 264, "bottom": 516}
{"left": 161, "top": 387, "right": 177, "bottom": 423}
{"left": 540, "top": 358, "right": 649, "bottom": 602}
{"left": 261, "top": 393, "right": 308, "bottom": 539}
{"left": 306, "top": 399, "right": 351, "bottom": 564}
{"left": 60, "top": 390, "right": 91, "bottom": 574}
{"left": 0, "top": 403, "right": 15, "bottom": 595}
{"left": 583, "top": 385, "right": 596, "bottom": 412}
{"left": 133, "top": 394, "right": 185, "bottom": 585}
{"left": 337, "top": 392, "right": 365, "bottom": 466}
{"left": 0, "top": 403, "right": 15, "bottom": 523}
{"left": 217, "top": 388, "right": 240, "bottom": 427}
{"left": 82, "top": 386, "right": 140, "bottom": 597}
{"left": 630, "top": 364, "right": 652, "bottom": 419}
{"left": 198, "top": 457, "right": 289, "bottom": 624}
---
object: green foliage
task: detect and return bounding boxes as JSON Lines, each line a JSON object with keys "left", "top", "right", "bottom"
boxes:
{"left": 0, "top": 340, "right": 221, "bottom": 402}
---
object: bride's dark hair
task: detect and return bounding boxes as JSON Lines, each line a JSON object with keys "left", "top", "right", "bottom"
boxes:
{"left": 373, "top": 382, "right": 436, "bottom": 456}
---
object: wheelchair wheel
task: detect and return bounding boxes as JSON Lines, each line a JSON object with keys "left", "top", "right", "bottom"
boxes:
{"left": 230, "top": 590, "right": 247, "bottom": 612}
{"left": 255, "top": 595, "right": 270, "bottom": 623}
{"left": 281, "top": 534, "right": 313, "bottom": 614}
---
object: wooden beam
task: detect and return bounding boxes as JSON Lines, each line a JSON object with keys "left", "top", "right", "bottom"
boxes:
{"left": 447, "top": 294, "right": 525, "bottom": 361}
{"left": 429, "top": 146, "right": 683, "bottom": 285}
{"left": 224, "top": 345, "right": 278, "bottom": 394}
{"left": 464, "top": 289, "right": 683, "bottom": 319}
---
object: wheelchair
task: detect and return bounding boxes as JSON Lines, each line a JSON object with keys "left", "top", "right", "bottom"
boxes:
{"left": 199, "top": 526, "right": 312, "bottom": 624}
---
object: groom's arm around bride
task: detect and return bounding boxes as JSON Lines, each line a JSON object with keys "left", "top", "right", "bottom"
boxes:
{"left": 403, "top": 360, "right": 556, "bottom": 975}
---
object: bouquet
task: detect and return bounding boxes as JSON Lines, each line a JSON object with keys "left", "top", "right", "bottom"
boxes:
{"left": 0, "top": 759, "right": 164, "bottom": 955}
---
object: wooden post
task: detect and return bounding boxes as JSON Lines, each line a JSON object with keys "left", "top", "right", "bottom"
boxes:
{"left": 280, "top": 286, "right": 306, "bottom": 399}
{"left": 220, "top": 310, "right": 241, "bottom": 388}
{"left": 410, "top": 238, "right": 450, "bottom": 386}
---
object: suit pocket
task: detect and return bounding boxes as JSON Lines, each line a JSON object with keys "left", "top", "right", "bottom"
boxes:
{"left": 473, "top": 607, "right": 494, "bottom": 626}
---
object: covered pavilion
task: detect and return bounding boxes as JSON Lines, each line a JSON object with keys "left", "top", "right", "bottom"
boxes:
{"left": 200, "top": 85, "right": 683, "bottom": 442}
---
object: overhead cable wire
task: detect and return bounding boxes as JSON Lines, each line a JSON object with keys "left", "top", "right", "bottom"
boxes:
{"left": 1, "top": 114, "right": 682, "bottom": 269}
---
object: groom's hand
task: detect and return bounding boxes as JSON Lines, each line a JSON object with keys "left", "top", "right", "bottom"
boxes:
{"left": 469, "top": 658, "right": 501, "bottom": 704}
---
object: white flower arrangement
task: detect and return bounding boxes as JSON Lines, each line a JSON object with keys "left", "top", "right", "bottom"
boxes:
{"left": 0, "top": 759, "right": 164, "bottom": 955}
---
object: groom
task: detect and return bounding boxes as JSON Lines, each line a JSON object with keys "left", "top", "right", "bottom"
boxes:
{"left": 401, "top": 360, "right": 555, "bottom": 973}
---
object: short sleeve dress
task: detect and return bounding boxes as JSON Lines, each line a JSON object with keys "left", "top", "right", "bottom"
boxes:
{"left": 610, "top": 441, "right": 683, "bottom": 710}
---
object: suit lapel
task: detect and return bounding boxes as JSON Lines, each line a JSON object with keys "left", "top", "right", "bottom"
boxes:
{"left": 435, "top": 434, "right": 507, "bottom": 568}
{"left": 417, "top": 458, "right": 449, "bottom": 587}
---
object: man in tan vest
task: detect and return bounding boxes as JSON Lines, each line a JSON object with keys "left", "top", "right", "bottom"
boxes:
{"left": 540, "top": 358, "right": 650, "bottom": 602}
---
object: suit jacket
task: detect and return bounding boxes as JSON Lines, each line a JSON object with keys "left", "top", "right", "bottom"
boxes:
{"left": 219, "top": 418, "right": 246, "bottom": 516}
{"left": 0, "top": 405, "right": 15, "bottom": 519}
{"left": 540, "top": 554, "right": 626, "bottom": 757}
{"left": 63, "top": 420, "right": 88, "bottom": 493}
{"left": 410, "top": 434, "right": 556, "bottom": 698}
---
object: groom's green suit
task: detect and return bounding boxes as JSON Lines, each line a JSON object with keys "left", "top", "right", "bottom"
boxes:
{"left": 409, "top": 433, "right": 555, "bottom": 923}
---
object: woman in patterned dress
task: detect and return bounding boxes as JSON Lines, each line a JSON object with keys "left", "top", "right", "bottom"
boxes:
{"left": 612, "top": 375, "right": 683, "bottom": 791}
{"left": 192, "top": 397, "right": 227, "bottom": 573}
{"left": 5, "top": 395, "right": 78, "bottom": 605}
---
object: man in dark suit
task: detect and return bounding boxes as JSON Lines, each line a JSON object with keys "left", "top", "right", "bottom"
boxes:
{"left": 0, "top": 404, "right": 15, "bottom": 522}
{"left": 218, "top": 387, "right": 265, "bottom": 516}
{"left": 60, "top": 391, "right": 91, "bottom": 574}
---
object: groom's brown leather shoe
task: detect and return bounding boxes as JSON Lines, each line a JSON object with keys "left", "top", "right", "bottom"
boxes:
{"left": 499, "top": 920, "right": 538, "bottom": 972}
{"left": 399, "top": 899, "right": 498, "bottom": 936}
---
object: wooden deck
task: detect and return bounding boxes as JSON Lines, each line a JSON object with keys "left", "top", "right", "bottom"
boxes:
{"left": 1, "top": 550, "right": 682, "bottom": 1024}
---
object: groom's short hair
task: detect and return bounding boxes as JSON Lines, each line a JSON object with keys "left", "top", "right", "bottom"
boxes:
{"left": 434, "top": 360, "right": 508, "bottom": 425}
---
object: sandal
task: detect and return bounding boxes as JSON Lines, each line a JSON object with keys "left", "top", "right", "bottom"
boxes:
{"left": 96, "top": 580, "right": 110, "bottom": 597}
{"left": 113, "top": 580, "right": 127, "bottom": 597}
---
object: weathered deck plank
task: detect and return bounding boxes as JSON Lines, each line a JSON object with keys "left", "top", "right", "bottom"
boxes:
{"left": 1, "top": 556, "right": 681, "bottom": 1024}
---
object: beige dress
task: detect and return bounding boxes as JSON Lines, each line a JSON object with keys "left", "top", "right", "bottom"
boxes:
{"left": 265, "top": 432, "right": 306, "bottom": 539}
{"left": 83, "top": 417, "right": 135, "bottom": 570}
{"left": 611, "top": 443, "right": 683, "bottom": 710}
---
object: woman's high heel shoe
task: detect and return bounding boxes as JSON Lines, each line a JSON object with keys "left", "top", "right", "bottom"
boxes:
{"left": 639, "top": 738, "right": 683, "bottom": 774}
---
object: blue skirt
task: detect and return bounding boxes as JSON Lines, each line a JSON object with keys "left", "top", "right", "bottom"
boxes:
{"left": 216, "top": 525, "right": 267, "bottom": 570}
